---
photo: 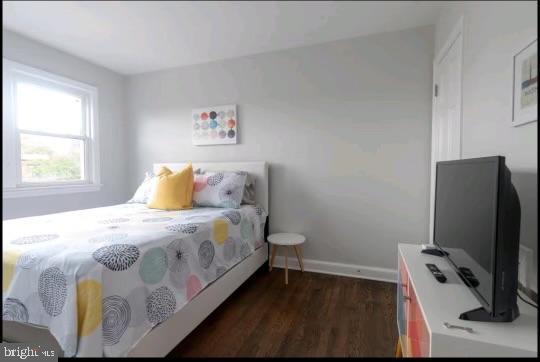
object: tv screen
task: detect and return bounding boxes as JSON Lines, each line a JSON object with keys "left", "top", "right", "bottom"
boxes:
{"left": 433, "top": 157, "right": 500, "bottom": 309}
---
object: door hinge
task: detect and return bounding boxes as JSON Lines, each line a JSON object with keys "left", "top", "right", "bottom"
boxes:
{"left": 434, "top": 84, "right": 438, "bottom": 97}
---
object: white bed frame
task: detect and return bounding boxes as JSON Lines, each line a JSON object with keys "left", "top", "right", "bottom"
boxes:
{"left": 3, "top": 161, "right": 270, "bottom": 357}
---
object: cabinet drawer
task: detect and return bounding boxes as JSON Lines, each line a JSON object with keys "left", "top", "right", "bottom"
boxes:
{"left": 397, "top": 256, "right": 409, "bottom": 355}
{"left": 407, "top": 284, "right": 430, "bottom": 357}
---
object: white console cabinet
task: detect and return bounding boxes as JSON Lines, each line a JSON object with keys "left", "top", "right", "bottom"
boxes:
{"left": 397, "top": 243, "right": 537, "bottom": 357}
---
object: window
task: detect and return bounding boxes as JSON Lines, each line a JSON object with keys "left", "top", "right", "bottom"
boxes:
{"left": 3, "top": 59, "right": 100, "bottom": 198}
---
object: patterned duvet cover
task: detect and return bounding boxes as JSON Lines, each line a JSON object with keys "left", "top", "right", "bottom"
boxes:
{"left": 2, "top": 203, "right": 267, "bottom": 357}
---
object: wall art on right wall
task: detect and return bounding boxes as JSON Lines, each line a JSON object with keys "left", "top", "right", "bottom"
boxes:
{"left": 512, "top": 38, "right": 537, "bottom": 127}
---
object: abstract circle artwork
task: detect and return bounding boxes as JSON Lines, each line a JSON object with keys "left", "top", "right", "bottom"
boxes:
{"left": 222, "top": 210, "right": 241, "bottom": 225}
{"left": 216, "top": 266, "right": 227, "bottom": 278}
{"left": 192, "top": 105, "right": 237, "bottom": 145}
{"left": 207, "top": 172, "right": 224, "bottom": 186}
{"left": 17, "top": 252, "right": 40, "bottom": 269}
{"left": 3, "top": 298, "right": 29, "bottom": 323}
{"left": 198, "top": 240, "right": 215, "bottom": 269}
{"left": 194, "top": 176, "right": 208, "bottom": 192}
{"left": 3, "top": 250, "right": 21, "bottom": 292}
{"left": 186, "top": 275, "right": 202, "bottom": 300}
{"left": 241, "top": 219, "right": 255, "bottom": 242}
{"left": 11, "top": 234, "right": 59, "bottom": 245}
{"left": 38, "top": 267, "right": 67, "bottom": 317}
{"left": 166, "top": 239, "right": 191, "bottom": 274}
{"left": 93, "top": 244, "right": 140, "bottom": 271}
{"left": 166, "top": 223, "right": 198, "bottom": 234}
{"left": 139, "top": 247, "right": 168, "bottom": 284}
{"left": 103, "top": 295, "right": 131, "bottom": 346}
{"left": 146, "top": 286, "right": 176, "bottom": 325}
{"left": 213, "top": 219, "right": 228, "bottom": 245}
{"left": 77, "top": 279, "right": 102, "bottom": 337}
{"left": 219, "top": 183, "right": 242, "bottom": 206}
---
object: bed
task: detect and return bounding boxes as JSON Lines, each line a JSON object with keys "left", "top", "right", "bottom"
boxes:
{"left": 2, "top": 161, "right": 269, "bottom": 357}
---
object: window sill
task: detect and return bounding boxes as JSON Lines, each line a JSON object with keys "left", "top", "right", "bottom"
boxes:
{"left": 3, "top": 183, "right": 102, "bottom": 199}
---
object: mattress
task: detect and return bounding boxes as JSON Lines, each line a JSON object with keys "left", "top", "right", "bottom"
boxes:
{"left": 2, "top": 203, "right": 267, "bottom": 357}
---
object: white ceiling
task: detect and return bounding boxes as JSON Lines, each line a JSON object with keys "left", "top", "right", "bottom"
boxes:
{"left": 3, "top": 1, "right": 444, "bottom": 75}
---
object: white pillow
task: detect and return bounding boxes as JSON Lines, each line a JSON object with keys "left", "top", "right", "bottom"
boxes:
{"left": 127, "top": 172, "right": 156, "bottom": 203}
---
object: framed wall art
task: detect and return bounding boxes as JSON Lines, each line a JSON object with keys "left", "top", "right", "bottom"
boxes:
{"left": 512, "top": 38, "right": 537, "bottom": 126}
{"left": 192, "top": 104, "right": 237, "bottom": 145}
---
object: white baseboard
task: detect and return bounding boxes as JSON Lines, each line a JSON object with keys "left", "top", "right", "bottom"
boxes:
{"left": 272, "top": 256, "right": 397, "bottom": 283}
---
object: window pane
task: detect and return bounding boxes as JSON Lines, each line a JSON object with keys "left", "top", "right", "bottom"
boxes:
{"left": 16, "top": 82, "right": 83, "bottom": 135}
{"left": 20, "top": 134, "right": 84, "bottom": 183}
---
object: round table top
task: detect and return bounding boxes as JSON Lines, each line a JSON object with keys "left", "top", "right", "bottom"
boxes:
{"left": 267, "top": 233, "right": 306, "bottom": 246}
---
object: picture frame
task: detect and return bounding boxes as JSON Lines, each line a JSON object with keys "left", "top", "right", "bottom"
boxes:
{"left": 512, "top": 38, "right": 537, "bottom": 127}
{"left": 192, "top": 104, "right": 238, "bottom": 145}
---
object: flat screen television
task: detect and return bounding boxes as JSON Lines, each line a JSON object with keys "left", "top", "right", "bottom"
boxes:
{"left": 433, "top": 156, "right": 521, "bottom": 322}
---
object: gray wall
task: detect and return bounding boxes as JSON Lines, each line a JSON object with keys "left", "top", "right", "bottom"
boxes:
{"left": 436, "top": 1, "right": 538, "bottom": 292}
{"left": 2, "top": 30, "right": 129, "bottom": 219}
{"left": 126, "top": 26, "right": 434, "bottom": 270}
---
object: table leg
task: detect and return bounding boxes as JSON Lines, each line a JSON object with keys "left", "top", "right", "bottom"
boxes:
{"left": 270, "top": 245, "right": 278, "bottom": 271}
{"left": 285, "top": 246, "right": 288, "bottom": 285}
{"left": 395, "top": 338, "right": 402, "bottom": 358}
{"left": 294, "top": 245, "right": 304, "bottom": 272}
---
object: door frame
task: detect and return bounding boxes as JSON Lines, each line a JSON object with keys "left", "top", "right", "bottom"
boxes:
{"left": 429, "top": 16, "right": 464, "bottom": 243}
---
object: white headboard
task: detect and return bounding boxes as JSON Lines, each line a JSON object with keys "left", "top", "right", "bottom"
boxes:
{"left": 153, "top": 161, "right": 269, "bottom": 212}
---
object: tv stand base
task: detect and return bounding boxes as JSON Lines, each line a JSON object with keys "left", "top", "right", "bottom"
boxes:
{"left": 459, "top": 305, "right": 520, "bottom": 322}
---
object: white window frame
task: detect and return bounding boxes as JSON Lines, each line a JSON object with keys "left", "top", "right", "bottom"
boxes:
{"left": 2, "top": 59, "right": 101, "bottom": 198}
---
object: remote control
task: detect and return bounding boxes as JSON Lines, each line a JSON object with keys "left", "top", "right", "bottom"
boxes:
{"left": 421, "top": 248, "right": 449, "bottom": 257}
{"left": 458, "top": 267, "right": 480, "bottom": 287}
{"left": 426, "top": 263, "right": 447, "bottom": 283}
{"left": 420, "top": 244, "right": 449, "bottom": 257}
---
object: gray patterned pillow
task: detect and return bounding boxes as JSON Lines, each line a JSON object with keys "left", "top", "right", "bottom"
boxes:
{"left": 193, "top": 171, "right": 247, "bottom": 209}
{"left": 195, "top": 169, "right": 255, "bottom": 205}
{"left": 242, "top": 174, "right": 256, "bottom": 205}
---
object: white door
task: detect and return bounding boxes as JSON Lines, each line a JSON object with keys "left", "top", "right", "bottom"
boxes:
{"left": 429, "top": 24, "right": 463, "bottom": 242}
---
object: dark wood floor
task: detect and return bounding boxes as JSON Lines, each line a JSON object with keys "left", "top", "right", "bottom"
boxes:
{"left": 168, "top": 266, "right": 398, "bottom": 357}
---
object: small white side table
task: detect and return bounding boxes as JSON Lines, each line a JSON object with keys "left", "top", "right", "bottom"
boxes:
{"left": 267, "top": 233, "right": 306, "bottom": 285}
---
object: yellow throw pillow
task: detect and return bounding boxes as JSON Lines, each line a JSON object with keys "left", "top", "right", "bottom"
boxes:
{"left": 147, "top": 164, "right": 194, "bottom": 210}
{"left": 156, "top": 166, "right": 173, "bottom": 177}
